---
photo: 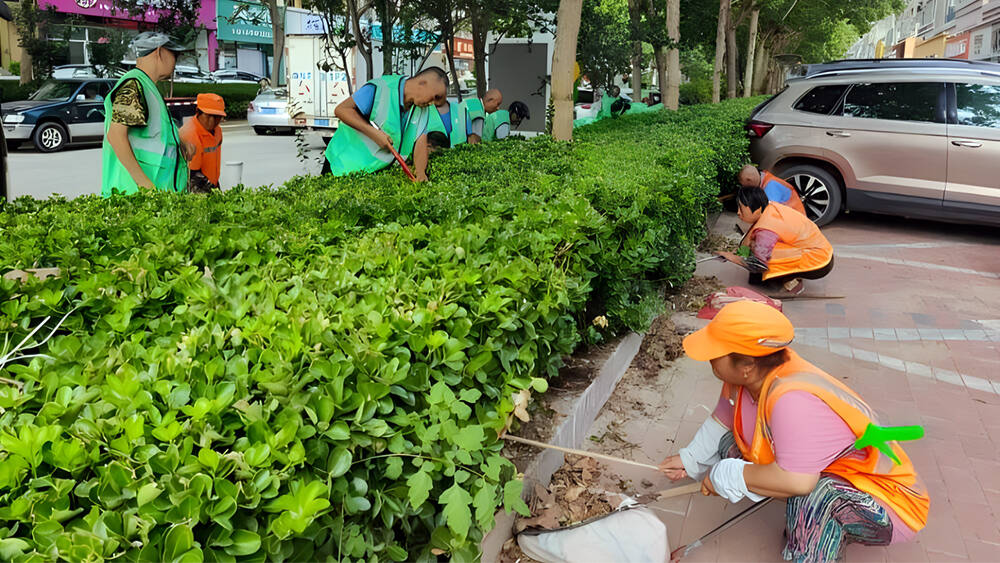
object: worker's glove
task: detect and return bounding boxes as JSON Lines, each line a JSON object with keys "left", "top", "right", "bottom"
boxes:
{"left": 708, "top": 459, "right": 767, "bottom": 503}
{"left": 678, "top": 417, "right": 728, "bottom": 481}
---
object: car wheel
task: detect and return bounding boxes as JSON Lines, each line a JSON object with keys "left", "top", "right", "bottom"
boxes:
{"left": 33, "top": 122, "right": 68, "bottom": 153}
{"left": 780, "top": 164, "right": 843, "bottom": 227}
{"left": 253, "top": 126, "right": 268, "bottom": 135}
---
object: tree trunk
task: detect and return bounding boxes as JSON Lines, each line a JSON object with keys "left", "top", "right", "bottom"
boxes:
{"left": 711, "top": 0, "right": 726, "bottom": 103}
{"left": 379, "top": 0, "right": 396, "bottom": 74}
{"left": 752, "top": 32, "right": 768, "bottom": 95}
{"left": 19, "top": 47, "right": 32, "bottom": 85}
{"left": 655, "top": 49, "right": 667, "bottom": 99}
{"left": 348, "top": 0, "right": 373, "bottom": 82}
{"left": 444, "top": 29, "right": 461, "bottom": 99}
{"left": 725, "top": 7, "right": 737, "bottom": 99}
{"left": 665, "top": 0, "right": 679, "bottom": 109}
{"left": 471, "top": 7, "right": 488, "bottom": 97}
{"left": 266, "top": 0, "right": 284, "bottom": 86}
{"left": 743, "top": 7, "right": 758, "bottom": 97}
{"left": 552, "top": 0, "right": 583, "bottom": 141}
{"left": 627, "top": 0, "right": 642, "bottom": 101}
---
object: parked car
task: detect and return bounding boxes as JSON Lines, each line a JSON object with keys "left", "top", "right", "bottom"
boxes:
{"left": 51, "top": 64, "right": 124, "bottom": 79}
{"left": 248, "top": 87, "right": 292, "bottom": 134}
{"left": 2, "top": 78, "right": 115, "bottom": 152}
{"left": 2, "top": 78, "right": 197, "bottom": 152}
{"left": 211, "top": 69, "right": 267, "bottom": 85}
{"left": 747, "top": 58, "right": 1000, "bottom": 227}
{"left": 173, "top": 65, "right": 213, "bottom": 83}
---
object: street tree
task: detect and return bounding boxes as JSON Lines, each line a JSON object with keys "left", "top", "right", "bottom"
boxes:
{"left": 577, "top": 0, "right": 631, "bottom": 94}
{"left": 552, "top": 0, "right": 583, "bottom": 140}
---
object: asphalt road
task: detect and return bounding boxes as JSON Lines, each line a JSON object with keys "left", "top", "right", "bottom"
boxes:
{"left": 6, "top": 122, "right": 328, "bottom": 200}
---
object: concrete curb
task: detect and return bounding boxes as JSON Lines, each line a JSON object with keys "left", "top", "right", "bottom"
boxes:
{"left": 480, "top": 332, "right": 644, "bottom": 562}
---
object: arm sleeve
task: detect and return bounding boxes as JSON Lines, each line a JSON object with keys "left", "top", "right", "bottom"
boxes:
{"left": 470, "top": 117, "right": 484, "bottom": 137}
{"left": 466, "top": 113, "right": 473, "bottom": 135}
{"left": 352, "top": 83, "right": 377, "bottom": 119}
{"left": 495, "top": 122, "right": 510, "bottom": 139}
{"left": 678, "top": 416, "right": 729, "bottom": 480}
{"left": 745, "top": 229, "right": 779, "bottom": 273}
{"left": 770, "top": 391, "right": 858, "bottom": 474}
{"left": 111, "top": 79, "right": 148, "bottom": 127}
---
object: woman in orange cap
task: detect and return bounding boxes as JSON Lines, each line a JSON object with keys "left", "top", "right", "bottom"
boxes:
{"left": 659, "top": 301, "right": 928, "bottom": 562}
{"left": 716, "top": 187, "right": 833, "bottom": 296}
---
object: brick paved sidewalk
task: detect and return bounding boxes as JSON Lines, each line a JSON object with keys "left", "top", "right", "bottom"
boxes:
{"left": 582, "top": 213, "right": 1000, "bottom": 562}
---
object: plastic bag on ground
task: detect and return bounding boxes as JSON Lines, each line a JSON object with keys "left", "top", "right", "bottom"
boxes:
{"left": 516, "top": 507, "right": 668, "bottom": 563}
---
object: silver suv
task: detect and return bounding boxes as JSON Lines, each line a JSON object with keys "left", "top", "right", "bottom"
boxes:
{"left": 748, "top": 59, "right": 1000, "bottom": 226}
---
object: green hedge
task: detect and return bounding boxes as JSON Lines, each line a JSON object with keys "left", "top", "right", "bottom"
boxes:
{"left": 159, "top": 83, "right": 261, "bottom": 120}
{"left": 0, "top": 98, "right": 757, "bottom": 562}
{"left": 0, "top": 80, "right": 34, "bottom": 103}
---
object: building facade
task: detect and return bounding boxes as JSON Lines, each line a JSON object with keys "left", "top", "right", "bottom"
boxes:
{"left": 848, "top": 0, "right": 1000, "bottom": 62}
{"left": 38, "top": 0, "right": 219, "bottom": 71}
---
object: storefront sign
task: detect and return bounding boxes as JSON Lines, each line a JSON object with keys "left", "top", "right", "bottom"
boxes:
{"left": 217, "top": 0, "right": 272, "bottom": 43}
{"left": 39, "top": 0, "right": 216, "bottom": 28}
{"left": 453, "top": 37, "right": 473, "bottom": 59}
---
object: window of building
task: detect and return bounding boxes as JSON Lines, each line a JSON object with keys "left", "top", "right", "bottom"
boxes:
{"left": 842, "top": 82, "right": 943, "bottom": 122}
{"left": 956, "top": 84, "right": 1000, "bottom": 128}
{"left": 945, "top": 0, "right": 956, "bottom": 22}
{"left": 919, "top": 0, "right": 937, "bottom": 28}
{"left": 994, "top": 27, "right": 1000, "bottom": 54}
{"left": 974, "top": 34, "right": 984, "bottom": 57}
{"left": 794, "top": 85, "right": 848, "bottom": 115}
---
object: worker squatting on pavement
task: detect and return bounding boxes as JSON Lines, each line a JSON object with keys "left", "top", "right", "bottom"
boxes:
{"left": 179, "top": 94, "right": 226, "bottom": 193}
{"left": 715, "top": 187, "right": 834, "bottom": 296}
{"left": 659, "top": 301, "right": 930, "bottom": 562}
{"left": 102, "top": 32, "right": 193, "bottom": 196}
{"left": 738, "top": 164, "right": 807, "bottom": 216}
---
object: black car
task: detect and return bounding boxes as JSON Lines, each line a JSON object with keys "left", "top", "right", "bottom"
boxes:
{"left": 2, "top": 78, "right": 115, "bottom": 152}
{"left": 3, "top": 78, "right": 199, "bottom": 154}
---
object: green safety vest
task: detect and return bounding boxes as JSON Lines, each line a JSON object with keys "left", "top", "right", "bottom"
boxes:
{"left": 324, "top": 75, "right": 432, "bottom": 176}
{"left": 598, "top": 92, "right": 616, "bottom": 119}
{"left": 482, "top": 110, "right": 510, "bottom": 142}
{"left": 427, "top": 100, "right": 468, "bottom": 148}
{"left": 101, "top": 69, "right": 187, "bottom": 196}
{"left": 462, "top": 98, "right": 486, "bottom": 123}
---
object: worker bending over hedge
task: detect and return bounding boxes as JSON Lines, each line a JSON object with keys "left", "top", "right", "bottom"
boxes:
{"left": 323, "top": 68, "right": 449, "bottom": 180}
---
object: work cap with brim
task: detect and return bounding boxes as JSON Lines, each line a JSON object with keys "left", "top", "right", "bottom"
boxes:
{"left": 683, "top": 300, "right": 794, "bottom": 361}
{"left": 196, "top": 93, "right": 227, "bottom": 116}
{"left": 133, "top": 32, "right": 193, "bottom": 57}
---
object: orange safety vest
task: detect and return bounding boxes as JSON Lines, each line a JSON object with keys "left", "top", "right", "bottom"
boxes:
{"left": 750, "top": 203, "right": 833, "bottom": 281}
{"left": 761, "top": 171, "right": 807, "bottom": 216}
{"left": 725, "top": 349, "right": 930, "bottom": 533}
{"left": 179, "top": 117, "right": 223, "bottom": 185}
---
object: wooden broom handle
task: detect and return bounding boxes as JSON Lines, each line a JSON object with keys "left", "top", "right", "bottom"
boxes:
{"left": 502, "top": 434, "right": 662, "bottom": 471}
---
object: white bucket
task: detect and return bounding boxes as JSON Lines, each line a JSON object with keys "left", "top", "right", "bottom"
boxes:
{"left": 220, "top": 161, "right": 244, "bottom": 191}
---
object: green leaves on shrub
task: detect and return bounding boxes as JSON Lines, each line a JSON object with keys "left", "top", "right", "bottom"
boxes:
{"left": 0, "top": 97, "right": 760, "bottom": 561}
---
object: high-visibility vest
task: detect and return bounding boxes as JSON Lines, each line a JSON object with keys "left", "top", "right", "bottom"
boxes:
{"left": 323, "top": 75, "right": 432, "bottom": 176}
{"left": 749, "top": 203, "right": 833, "bottom": 281}
{"left": 461, "top": 98, "right": 486, "bottom": 123}
{"left": 483, "top": 110, "right": 510, "bottom": 142}
{"left": 101, "top": 69, "right": 187, "bottom": 196}
{"left": 761, "top": 171, "right": 807, "bottom": 216}
{"left": 725, "top": 349, "right": 930, "bottom": 532}
{"left": 427, "top": 100, "right": 468, "bottom": 148}
{"left": 598, "top": 92, "right": 616, "bottom": 119}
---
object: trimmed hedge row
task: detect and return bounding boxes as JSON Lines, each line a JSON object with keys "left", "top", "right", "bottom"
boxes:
{"left": 158, "top": 83, "right": 262, "bottom": 120}
{"left": 0, "top": 98, "right": 758, "bottom": 562}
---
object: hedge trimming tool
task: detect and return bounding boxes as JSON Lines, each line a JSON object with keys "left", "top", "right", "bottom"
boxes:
{"left": 502, "top": 434, "right": 661, "bottom": 471}
{"left": 370, "top": 122, "right": 417, "bottom": 181}
{"left": 854, "top": 423, "right": 924, "bottom": 465}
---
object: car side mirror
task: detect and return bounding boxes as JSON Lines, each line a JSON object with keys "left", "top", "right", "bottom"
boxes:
{"left": 76, "top": 94, "right": 86, "bottom": 101}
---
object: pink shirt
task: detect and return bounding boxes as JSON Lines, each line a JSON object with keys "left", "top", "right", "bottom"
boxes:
{"left": 712, "top": 389, "right": 916, "bottom": 543}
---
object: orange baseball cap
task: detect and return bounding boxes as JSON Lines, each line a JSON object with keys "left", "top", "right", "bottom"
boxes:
{"left": 682, "top": 300, "right": 795, "bottom": 361}
{"left": 196, "top": 93, "right": 227, "bottom": 116}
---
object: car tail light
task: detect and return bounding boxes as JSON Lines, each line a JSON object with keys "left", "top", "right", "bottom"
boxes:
{"left": 746, "top": 120, "right": 774, "bottom": 138}
{"left": 582, "top": 104, "right": 592, "bottom": 109}
{"left": 248, "top": 102, "right": 256, "bottom": 112}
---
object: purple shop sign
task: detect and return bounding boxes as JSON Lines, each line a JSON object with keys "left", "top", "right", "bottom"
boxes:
{"left": 39, "top": 0, "right": 217, "bottom": 29}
